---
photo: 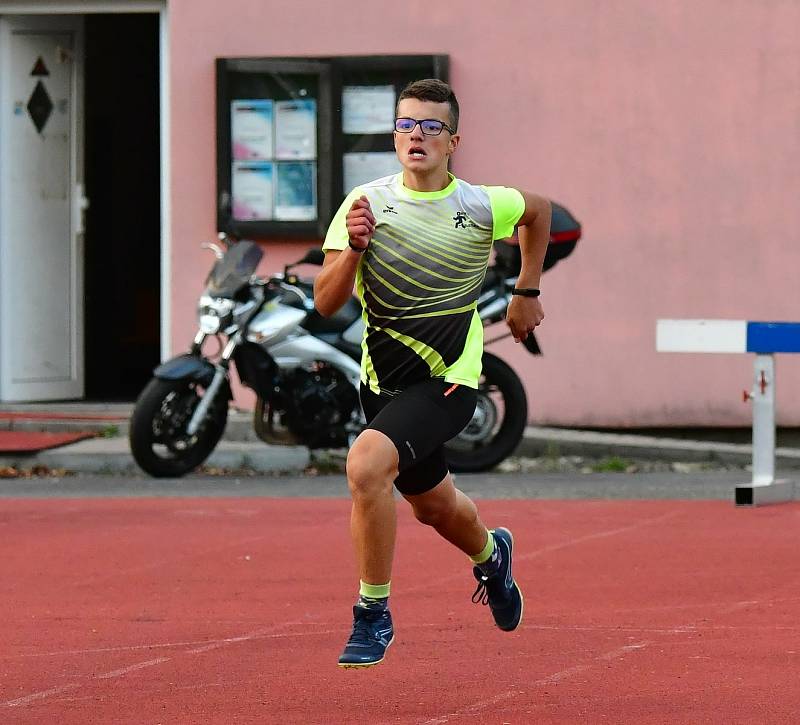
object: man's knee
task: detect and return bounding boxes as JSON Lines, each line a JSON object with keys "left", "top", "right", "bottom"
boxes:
{"left": 346, "top": 430, "right": 398, "bottom": 497}
{"left": 408, "top": 478, "right": 458, "bottom": 527}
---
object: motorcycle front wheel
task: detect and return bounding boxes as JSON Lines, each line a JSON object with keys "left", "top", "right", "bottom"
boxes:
{"left": 444, "top": 352, "right": 528, "bottom": 473}
{"left": 129, "top": 377, "right": 229, "bottom": 478}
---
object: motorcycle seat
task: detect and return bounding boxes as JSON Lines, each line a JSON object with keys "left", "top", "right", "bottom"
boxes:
{"left": 303, "top": 297, "right": 362, "bottom": 334}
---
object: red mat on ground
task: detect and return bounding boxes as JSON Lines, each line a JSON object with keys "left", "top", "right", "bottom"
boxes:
{"left": 0, "top": 431, "right": 94, "bottom": 453}
{"left": 1, "top": 498, "right": 799, "bottom": 723}
{"left": 0, "top": 412, "right": 124, "bottom": 421}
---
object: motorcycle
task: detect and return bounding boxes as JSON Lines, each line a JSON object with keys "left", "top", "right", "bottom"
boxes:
{"left": 129, "top": 202, "right": 581, "bottom": 478}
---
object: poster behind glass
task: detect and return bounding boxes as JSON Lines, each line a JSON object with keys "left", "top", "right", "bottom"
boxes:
{"left": 231, "top": 100, "right": 274, "bottom": 160}
{"left": 343, "top": 152, "right": 401, "bottom": 193}
{"left": 275, "top": 99, "right": 317, "bottom": 160}
{"left": 231, "top": 97, "right": 317, "bottom": 222}
{"left": 232, "top": 161, "right": 274, "bottom": 221}
{"left": 342, "top": 85, "right": 395, "bottom": 135}
{"left": 276, "top": 162, "right": 317, "bottom": 221}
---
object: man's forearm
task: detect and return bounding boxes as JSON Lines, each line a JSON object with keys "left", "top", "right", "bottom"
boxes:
{"left": 516, "top": 194, "right": 551, "bottom": 288}
{"left": 314, "top": 249, "right": 362, "bottom": 317}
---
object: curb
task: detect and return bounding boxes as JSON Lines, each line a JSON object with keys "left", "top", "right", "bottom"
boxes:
{"left": 516, "top": 426, "right": 800, "bottom": 469}
{"left": 3, "top": 420, "right": 800, "bottom": 477}
{"left": 0, "top": 437, "right": 310, "bottom": 476}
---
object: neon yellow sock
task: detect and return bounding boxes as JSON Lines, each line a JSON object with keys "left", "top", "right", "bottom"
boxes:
{"left": 469, "top": 530, "right": 495, "bottom": 564}
{"left": 359, "top": 580, "right": 391, "bottom": 599}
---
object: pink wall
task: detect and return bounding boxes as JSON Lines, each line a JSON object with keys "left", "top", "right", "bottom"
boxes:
{"left": 169, "top": 0, "right": 800, "bottom": 426}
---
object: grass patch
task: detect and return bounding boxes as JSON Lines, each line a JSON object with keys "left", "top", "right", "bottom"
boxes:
{"left": 543, "top": 442, "right": 561, "bottom": 459}
{"left": 307, "top": 451, "right": 347, "bottom": 475}
{"left": 591, "top": 456, "right": 633, "bottom": 473}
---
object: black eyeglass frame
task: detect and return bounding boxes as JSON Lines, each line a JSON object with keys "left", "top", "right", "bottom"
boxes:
{"left": 394, "top": 117, "right": 456, "bottom": 136}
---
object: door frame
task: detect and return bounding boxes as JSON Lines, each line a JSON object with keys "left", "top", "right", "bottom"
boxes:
{"left": 0, "top": 0, "right": 171, "bottom": 368}
{"left": 0, "top": 13, "right": 85, "bottom": 400}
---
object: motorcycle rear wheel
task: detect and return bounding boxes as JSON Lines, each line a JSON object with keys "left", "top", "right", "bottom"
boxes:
{"left": 129, "top": 377, "right": 229, "bottom": 478}
{"left": 444, "top": 352, "right": 528, "bottom": 473}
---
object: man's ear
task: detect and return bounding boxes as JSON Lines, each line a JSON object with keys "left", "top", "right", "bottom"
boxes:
{"left": 448, "top": 133, "right": 460, "bottom": 155}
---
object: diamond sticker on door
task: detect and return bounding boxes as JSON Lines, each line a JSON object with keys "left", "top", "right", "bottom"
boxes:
{"left": 31, "top": 56, "right": 50, "bottom": 76}
{"left": 27, "top": 81, "right": 54, "bottom": 134}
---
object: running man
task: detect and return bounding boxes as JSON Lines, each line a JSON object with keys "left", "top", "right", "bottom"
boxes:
{"left": 314, "top": 79, "right": 551, "bottom": 668}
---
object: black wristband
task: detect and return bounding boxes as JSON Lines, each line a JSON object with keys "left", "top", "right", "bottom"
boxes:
{"left": 511, "top": 287, "right": 540, "bottom": 297}
{"left": 348, "top": 240, "right": 366, "bottom": 254}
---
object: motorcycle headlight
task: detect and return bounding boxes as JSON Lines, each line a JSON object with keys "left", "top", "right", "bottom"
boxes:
{"left": 198, "top": 295, "right": 235, "bottom": 334}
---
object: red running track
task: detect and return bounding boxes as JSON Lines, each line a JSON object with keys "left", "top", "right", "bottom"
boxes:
{"left": 1, "top": 497, "right": 800, "bottom": 724}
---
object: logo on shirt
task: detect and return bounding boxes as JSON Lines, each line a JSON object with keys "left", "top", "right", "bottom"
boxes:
{"left": 383, "top": 205, "right": 398, "bottom": 214}
{"left": 453, "top": 211, "right": 477, "bottom": 229}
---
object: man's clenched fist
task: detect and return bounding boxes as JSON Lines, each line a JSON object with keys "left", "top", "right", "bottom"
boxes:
{"left": 346, "top": 195, "right": 375, "bottom": 252}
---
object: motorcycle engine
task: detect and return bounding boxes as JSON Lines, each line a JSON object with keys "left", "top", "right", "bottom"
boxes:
{"left": 280, "top": 363, "right": 358, "bottom": 448}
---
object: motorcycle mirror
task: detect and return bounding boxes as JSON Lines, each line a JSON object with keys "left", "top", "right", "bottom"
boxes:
{"left": 285, "top": 248, "right": 325, "bottom": 276}
{"left": 219, "top": 230, "right": 243, "bottom": 246}
{"left": 201, "top": 242, "right": 225, "bottom": 260}
{"left": 298, "top": 248, "right": 325, "bottom": 266}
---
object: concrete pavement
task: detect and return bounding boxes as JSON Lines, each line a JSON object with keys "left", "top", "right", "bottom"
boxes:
{"left": 1, "top": 419, "right": 800, "bottom": 479}
{"left": 0, "top": 469, "right": 761, "bottom": 500}
{"left": 2, "top": 402, "right": 800, "bottom": 481}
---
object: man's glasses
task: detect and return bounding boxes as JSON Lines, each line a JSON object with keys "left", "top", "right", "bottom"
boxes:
{"left": 394, "top": 117, "right": 455, "bottom": 136}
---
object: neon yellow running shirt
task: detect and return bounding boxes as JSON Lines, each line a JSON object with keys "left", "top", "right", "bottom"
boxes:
{"left": 323, "top": 173, "right": 524, "bottom": 394}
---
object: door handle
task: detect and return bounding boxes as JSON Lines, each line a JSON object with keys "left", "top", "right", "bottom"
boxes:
{"left": 74, "top": 182, "right": 90, "bottom": 234}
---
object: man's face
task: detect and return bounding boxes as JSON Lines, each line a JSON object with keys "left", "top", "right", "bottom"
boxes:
{"left": 394, "top": 98, "right": 459, "bottom": 175}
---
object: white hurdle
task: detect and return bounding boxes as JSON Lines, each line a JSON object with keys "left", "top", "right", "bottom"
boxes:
{"left": 657, "top": 319, "right": 800, "bottom": 506}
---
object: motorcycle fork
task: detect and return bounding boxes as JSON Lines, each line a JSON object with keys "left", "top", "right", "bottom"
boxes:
{"left": 190, "top": 330, "right": 206, "bottom": 356}
{"left": 185, "top": 334, "right": 237, "bottom": 436}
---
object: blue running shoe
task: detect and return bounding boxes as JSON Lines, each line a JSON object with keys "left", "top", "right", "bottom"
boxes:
{"left": 472, "top": 527, "right": 523, "bottom": 632}
{"left": 338, "top": 606, "right": 395, "bottom": 668}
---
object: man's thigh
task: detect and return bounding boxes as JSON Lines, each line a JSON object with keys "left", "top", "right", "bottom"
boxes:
{"left": 360, "top": 380, "right": 476, "bottom": 493}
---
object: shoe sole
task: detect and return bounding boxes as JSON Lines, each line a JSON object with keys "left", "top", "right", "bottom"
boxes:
{"left": 337, "top": 635, "right": 395, "bottom": 669}
{"left": 491, "top": 527, "right": 524, "bottom": 632}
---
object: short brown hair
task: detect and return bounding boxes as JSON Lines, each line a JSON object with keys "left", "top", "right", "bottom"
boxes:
{"left": 397, "top": 78, "right": 459, "bottom": 132}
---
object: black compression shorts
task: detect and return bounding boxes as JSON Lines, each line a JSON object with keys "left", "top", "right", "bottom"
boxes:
{"left": 359, "top": 378, "right": 478, "bottom": 496}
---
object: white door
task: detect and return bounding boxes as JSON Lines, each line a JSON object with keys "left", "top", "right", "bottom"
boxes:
{"left": 0, "top": 14, "right": 85, "bottom": 401}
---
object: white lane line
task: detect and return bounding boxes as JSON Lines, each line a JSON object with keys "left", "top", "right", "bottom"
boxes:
{"left": 421, "top": 640, "right": 651, "bottom": 724}
{"left": 183, "top": 620, "right": 321, "bottom": 654}
{"left": 2, "top": 512, "right": 680, "bottom": 712}
{"left": 405, "top": 511, "right": 681, "bottom": 596}
{"left": 5, "top": 620, "right": 336, "bottom": 659}
{"left": 96, "top": 657, "right": 171, "bottom": 679}
{"left": 186, "top": 629, "right": 275, "bottom": 654}
{"left": 597, "top": 642, "right": 650, "bottom": 660}
{"left": 185, "top": 626, "right": 351, "bottom": 653}
{"left": 422, "top": 690, "right": 527, "bottom": 725}
{"left": 533, "top": 663, "right": 589, "bottom": 684}
{"left": 70, "top": 534, "right": 269, "bottom": 588}
{"left": 523, "top": 624, "right": 694, "bottom": 634}
{"left": 517, "top": 511, "right": 681, "bottom": 564}
{"left": 531, "top": 642, "right": 650, "bottom": 687}
{"left": 2, "top": 683, "right": 80, "bottom": 708}
{"left": 719, "top": 599, "right": 763, "bottom": 614}
{"left": 8, "top": 638, "right": 221, "bottom": 659}
{"left": 0, "top": 620, "right": 341, "bottom": 708}
{"left": 527, "top": 622, "right": 800, "bottom": 634}
{"left": 3, "top": 618, "right": 699, "bottom": 661}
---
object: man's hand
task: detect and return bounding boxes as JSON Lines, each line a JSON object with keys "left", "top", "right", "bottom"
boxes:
{"left": 505, "top": 296, "right": 544, "bottom": 343}
{"left": 346, "top": 195, "right": 375, "bottom": 251}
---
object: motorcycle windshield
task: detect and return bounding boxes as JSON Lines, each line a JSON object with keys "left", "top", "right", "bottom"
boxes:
{"left": 205, "top": 241, "right": 264, "bottom": 297}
